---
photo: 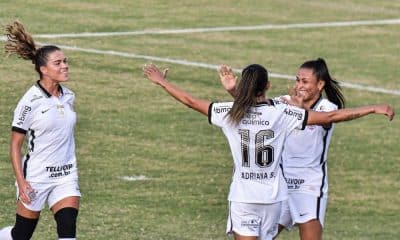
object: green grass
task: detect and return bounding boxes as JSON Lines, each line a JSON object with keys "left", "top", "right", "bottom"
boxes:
{"left": 0, "top": 1, "right": 399, "bottom": 239}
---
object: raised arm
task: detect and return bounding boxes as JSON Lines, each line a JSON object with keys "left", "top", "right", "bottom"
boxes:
{"left": 307, "top": 104, "right": 395, "bottom": 125}
{"left": 218, "top": 64, "right": 237, "bottom": 98}
{"left": 143, "top": 64, "right": 211, "bottom": 116}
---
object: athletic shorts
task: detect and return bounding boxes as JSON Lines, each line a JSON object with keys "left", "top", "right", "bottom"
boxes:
{"left": 226, "top": 201, "right": 281, "bottom": 240}
{"left": 279, "top": 193, "right": 327, "bottom": 230}
{"left": 16, "top": 180, "right": 81, "bottom": 212}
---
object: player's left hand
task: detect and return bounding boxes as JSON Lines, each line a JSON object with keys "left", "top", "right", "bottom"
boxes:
{"left": 374, "top": 104, "right": 395, "bottom": 121}
{"left": 281, "top": 85, "right": 305, "bottom": 109}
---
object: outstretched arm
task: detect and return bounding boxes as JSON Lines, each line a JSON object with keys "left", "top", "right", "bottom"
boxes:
{"left": 308, "top": 104, "right": 395, "bottom": 125}
{"left": 143, "top": 64, "right": 211, "bottom": 116}
{"left": 218, "top": 64, "right": 237, "bottom": 98}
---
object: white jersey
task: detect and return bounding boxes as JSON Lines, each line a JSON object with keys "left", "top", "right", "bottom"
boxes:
{"left": 277, "top": 96, "right": 337, "bottom": 197}
{"left": 11, "top": 81, "right": 78, "bottom": 183}
{"left": 209, "top": 101, "right": 308, "bottom": 204}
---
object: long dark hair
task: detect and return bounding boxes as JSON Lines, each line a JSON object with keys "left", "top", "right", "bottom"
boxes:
{"left": 4, "top": 21, "right": 61, "bottom": 79}
{"left": 300, "top": 58, "right": 345, "bottom": 109}
{"left": 228, "top": 64, "right": 269, "bottom": 124}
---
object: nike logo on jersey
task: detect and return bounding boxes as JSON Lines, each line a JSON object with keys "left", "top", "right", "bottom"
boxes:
{"left": 299, "top": 213, "right": 308, "bottom": 217}
{"left": 41, "top": 108, "right": 50, "bottom": 114}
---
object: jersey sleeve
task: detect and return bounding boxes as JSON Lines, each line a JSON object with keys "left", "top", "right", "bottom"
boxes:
{"left": 11, "top": 97, "right": 33, "bottom": 134}
{"left": 281, "top": 104, "right": 308, "bottom": 132}
{"left": 319, "top": 100, "right": 338, "bottom": 112}
{"left": 208, "top": 102, "right": 233, "bottom": 128}
{"left": 316, "top": 99, "right": 338, "bottom": 130}
{"left": 63, "top": 86, "right": 76, "bottom": 109}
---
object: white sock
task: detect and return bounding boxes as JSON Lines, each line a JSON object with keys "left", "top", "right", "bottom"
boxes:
{"left": 0, "top": 226, "right": 13, "bottom": 240}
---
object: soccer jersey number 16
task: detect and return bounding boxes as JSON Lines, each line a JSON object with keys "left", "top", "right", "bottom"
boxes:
{"left": 239, "top": 129, "right": 274, "bottom": 168}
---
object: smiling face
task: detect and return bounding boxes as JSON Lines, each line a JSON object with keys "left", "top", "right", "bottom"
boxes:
{"left": 39, "top": 50, "right": 69, "bottom": 83}
{"left": 295, "top": 67, "right": 325, "bottom": 106}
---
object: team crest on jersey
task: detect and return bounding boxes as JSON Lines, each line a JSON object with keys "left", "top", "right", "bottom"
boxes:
{"left": 283, "top": 107, "right": 303, "bottom": 120}
{"left": 17, "top": 105, "right": 31, "bottom": 125}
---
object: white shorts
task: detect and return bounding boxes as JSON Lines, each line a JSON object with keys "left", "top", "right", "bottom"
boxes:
{"left": 226, "top": 201, "right": 281, "bottom": 240}
{"left": 16, "top": 180, "right": 81, "bottom": 212}
{"left": 279, "top": 193, "right": 327, "bottom": 230}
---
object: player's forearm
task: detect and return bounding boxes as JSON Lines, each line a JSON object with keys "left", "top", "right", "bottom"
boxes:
{"left": 330, "top": 104, "right": 396, "bottom": 122}
{"left": 10, "top": 145, "right": 25, "bottom": 184}
{"left": 308, "top": 104, "right": 394, "bottom": 125}
{"left": 159, "top": 80, "right": 196, "bottom": 107}
{"left": 9, "top": 132, "right": 27, "bottom": 184}
{"left": 158, "top": 80, "right": 210, "bottom": 116}
{"left": 329, "top": 106, "right": 375, "bottom": 123}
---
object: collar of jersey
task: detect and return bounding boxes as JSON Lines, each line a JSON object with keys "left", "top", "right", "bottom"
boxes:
{"left": 310, "top": 95, "right": 322, "bottom": 110}
{"left": 35, "top": 80, "right": 64, "bottom": 98}
{"left": 255, "top": 99, "right": 275, "bottom": 106}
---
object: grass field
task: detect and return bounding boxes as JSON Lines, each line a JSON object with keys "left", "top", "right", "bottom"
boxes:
{"left": 0, "top": 1, "right": 399, "bottom": 239}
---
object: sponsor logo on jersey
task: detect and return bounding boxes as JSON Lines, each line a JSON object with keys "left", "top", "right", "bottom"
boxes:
{"left": 214, "top": 105, "right": 231, "bottom": 114}
{"left": 245, "top": 111, "right": 262, "bottom": 117}
{"left": 17, "top": 106, "right": 32, "bottom": 125}
{"left": 30, "top": 95, "right": 43, "bottom": 102}
{"left": 285, "top": 177, "right": 305, "bottom": 189}
{"left": 241, "top": 111, "right": 269, "bottom": 125}
{"left": 241, "top": 119, "right": 270, "bottom": 126}
{"left": 46, "top": 164, "right": 73, "bottom": 178}
{"left": 284, "top": 108, "right": 303, "bottom": 120}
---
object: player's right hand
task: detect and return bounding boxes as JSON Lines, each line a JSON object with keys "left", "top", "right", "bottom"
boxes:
{"left": 17, "top": 180, "right": 34, "bottom": 204}
{"left": 218, "top": 64, "right": 237, "bottom": 92}
{"left": 143, "top": 63, "right": 168, "bottom": 86}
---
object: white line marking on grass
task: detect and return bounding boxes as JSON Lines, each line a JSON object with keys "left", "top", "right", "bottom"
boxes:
{"left": 120, "top": 175, "right": 150, "bottom": 181}
{"left": 2, "top": 37, "right": 399, "bottom": 96}
{"left": 33, "top": 19, "right": 400, "bottom": 39}
{"left": 47, "top": 43, "right": 400, "bottom": 96}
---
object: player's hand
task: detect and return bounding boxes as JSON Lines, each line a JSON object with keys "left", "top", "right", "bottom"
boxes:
{"left": 374, "top": 104, "right": 395, "bottom": 121}
{"left": 281, "top": 85, "right": 305, "bottom": 109}
{"left": 162, "top": 68, "right": 168, "bottom": 79}
{"left": 17, "top": 180, "right": 35, "bottom": 204}
{"left": 143, "top": 63, "right": 168, "bottom": 85}
{"left": 218, "top": 64, "right": 237, "bottom": 92}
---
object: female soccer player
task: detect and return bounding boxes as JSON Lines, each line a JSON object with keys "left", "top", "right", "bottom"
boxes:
{"left": 143, "top": 63, "right": 394, "bottom": 240}
{"left": 276, "top": 59, "right": 344, "bottom": 240}
{"left": 0, "top": 21, "right": 80, "bottom": 240}
{"left": 220, "top": 59, "right": 346, "bottom": 240}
